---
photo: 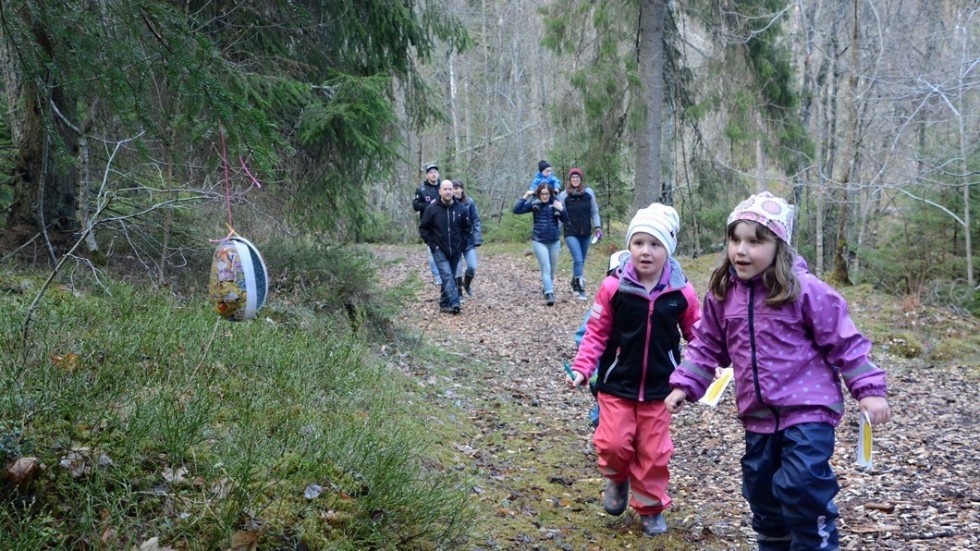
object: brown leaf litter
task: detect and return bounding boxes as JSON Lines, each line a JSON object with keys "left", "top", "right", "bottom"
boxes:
{"left": 372, "top": 244, "right": 979, "bottom": 551}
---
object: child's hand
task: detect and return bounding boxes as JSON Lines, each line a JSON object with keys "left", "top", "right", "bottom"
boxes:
{"left": 859, "top": 396, "right": 891, "bottom": 425}
{"left": 565, "top": 371, "right": 585, "bottom": 389}
{"left": 553, "top": 201, "right": 563, "bottom": 211}
{"left": 523, "top": 190, "right": 534, "bottom": 199}
{"left": 665, "top": 389, "right": 687, "bottom": 413}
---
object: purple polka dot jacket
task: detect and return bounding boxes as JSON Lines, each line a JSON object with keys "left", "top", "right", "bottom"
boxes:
{"left": 669, "top": 257, "right": 887, "bottom": 434}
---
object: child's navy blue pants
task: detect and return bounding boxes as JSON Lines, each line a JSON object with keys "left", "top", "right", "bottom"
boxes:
{"left": 741, "top": 423, "right": 841, "bottom": 551}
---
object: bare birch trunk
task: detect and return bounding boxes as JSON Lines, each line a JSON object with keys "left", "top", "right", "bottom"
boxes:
{"left": 77, "top": 103, "right": 100, "bottom": 258}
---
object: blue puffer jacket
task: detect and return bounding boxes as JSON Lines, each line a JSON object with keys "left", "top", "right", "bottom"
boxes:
{"left": 460, "top": 197, "right": 483, "bottom": 248}
{"left": 528, "top": 173, "right": 562, "bottom": 193}
{"left": 513, "top": 197, "right": 568, "bottom": 243}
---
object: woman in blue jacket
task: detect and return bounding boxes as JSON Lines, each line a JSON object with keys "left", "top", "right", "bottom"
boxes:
{"left": 514, "top": 182, "right": 569, "bottom": 305}
{"left": 452, "top": 180, "right": 482, "bottom": 297}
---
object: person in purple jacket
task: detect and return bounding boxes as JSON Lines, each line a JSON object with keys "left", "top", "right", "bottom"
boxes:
{"left": 665, "top": 192, "right": 891, "bottom": 551}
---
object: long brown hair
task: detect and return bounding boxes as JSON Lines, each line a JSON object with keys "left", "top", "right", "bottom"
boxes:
{"left": 707, "top": 221, "right": 801, "bottom": 307}
{"left": 452, "top": 180, "right": 467, "bottom": 202}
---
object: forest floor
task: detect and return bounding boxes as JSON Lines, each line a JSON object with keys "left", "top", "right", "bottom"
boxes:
{"left": 370, "top": 244, "right": 979, "bottom": 551}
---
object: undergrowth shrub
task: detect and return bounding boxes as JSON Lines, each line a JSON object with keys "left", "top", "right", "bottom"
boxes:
{"left": 259, "top": 237, "right": 411, "bottom": 337}
{"left": 481, "top": 210, "right": 531, "bottom": 244}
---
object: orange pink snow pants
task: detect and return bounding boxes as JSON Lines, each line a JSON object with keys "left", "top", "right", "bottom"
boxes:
{"left": 593, "top": 393, "right": 673, "bottom": 515}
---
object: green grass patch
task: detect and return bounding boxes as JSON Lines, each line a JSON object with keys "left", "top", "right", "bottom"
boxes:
{"left": 0, "top": 263, "right": 474, "bottom": 549}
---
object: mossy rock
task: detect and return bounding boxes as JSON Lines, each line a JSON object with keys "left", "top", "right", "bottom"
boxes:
{"left": 0, "top": 275, "right": 42, "bottom": 294}
{"left": 929, "top": 334, "right": 980, "bottom": 368}
{"left": 880, "top": 333, "right": 923, "bottom": 358}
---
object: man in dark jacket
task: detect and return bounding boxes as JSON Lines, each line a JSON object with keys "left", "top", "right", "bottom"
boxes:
{"left": 412, "top": 163, "right": 442, "bottom": 285}
{"left": 419, "top": 180, "right": 471, "bottom": 314}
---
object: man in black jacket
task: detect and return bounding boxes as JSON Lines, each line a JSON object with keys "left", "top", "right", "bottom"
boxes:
{"left": 412, "top": 163, "right": 442, "bottom": 285}
{"left": 419, "top": 180, "right": 471, "bottom": 314}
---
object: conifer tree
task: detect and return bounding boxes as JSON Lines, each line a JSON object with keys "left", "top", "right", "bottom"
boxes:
{"left": 0, "top": 0, "right": 467, "bottom": 253}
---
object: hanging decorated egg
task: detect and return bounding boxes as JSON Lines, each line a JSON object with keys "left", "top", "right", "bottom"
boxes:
{"left": 209, "top": 236, "right": 269, "bottom": 321}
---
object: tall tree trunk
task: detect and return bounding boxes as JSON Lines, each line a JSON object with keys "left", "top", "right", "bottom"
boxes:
{"left": 448, "top": 50, "right": 461, "bottom": 163}
{"left": 0, "top": 7, "right": 79, "bottom": 253}
{"left": 633, "top": 0, "right": 666, "bottom": 210}
{"left": 815, "top": 2, "right": 845, "bottom": 275}
{"left": 829, "top": 0, "right": 861, "bottom": 286}
{"left": 77, "top": 101, "right": 100, "bottom": 259}
{"left": 754, "top": 110, "right": 766, "bottom": 190}
{"left": 679, "top": 130, "right": 701, "bottom": 257}
{"left": 957, "top": 4, "right": 974, "bottom": 288}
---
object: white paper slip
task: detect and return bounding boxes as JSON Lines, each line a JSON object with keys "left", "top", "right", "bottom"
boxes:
{"left": 856, "top": 410, "right": 873, "bottom": 469}
{"left": 698, "top": 367, "right": 734, "bottom": 407}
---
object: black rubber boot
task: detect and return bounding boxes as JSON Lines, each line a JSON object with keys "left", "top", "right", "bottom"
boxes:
{"left": 602, "top": 479, "right": 630, "bottom": 516}
{"left": 463, "top": 273, "right": 474, "bottom": 296}
{"left": 455, "top": 277, "right": 465, "bottom": 303}
{"left": 575, "top": 277, "right": 587, "bottom": 301}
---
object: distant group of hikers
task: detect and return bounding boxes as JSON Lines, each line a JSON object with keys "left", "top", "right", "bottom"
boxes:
{"left": 412, "top": 162, "right": 893, "bottom": 547}
{"left": 413, "top": 159, "right": 601, "bottom": 313}
{"left": 412, "top": 163, "right": 482, "bottom": 314}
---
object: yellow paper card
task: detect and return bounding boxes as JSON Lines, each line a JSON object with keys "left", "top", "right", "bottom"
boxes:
{"left": 698, "top": 367, "right": 734, "bottom": 407}
{"left": 856, "top": 410, "right": 873, "bottom": 469}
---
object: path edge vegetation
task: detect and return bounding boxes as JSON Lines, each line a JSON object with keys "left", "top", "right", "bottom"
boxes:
{"left": 0, "top": 243, "right": 481, "bottom": 550}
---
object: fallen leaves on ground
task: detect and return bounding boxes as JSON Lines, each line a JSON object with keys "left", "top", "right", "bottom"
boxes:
{"left": 373, "top": 244, "right": 980, "bottom": 551}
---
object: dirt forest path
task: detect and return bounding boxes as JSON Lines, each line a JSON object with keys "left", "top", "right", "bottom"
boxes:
{"left": 371, "top": 244, "right": 979, "bottom": 551}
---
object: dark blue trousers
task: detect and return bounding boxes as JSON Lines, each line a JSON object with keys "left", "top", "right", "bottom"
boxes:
{"left": 431, "top": 248, "right": 461, "bottom": 308}
{"left": 742, "top": 423, "right": 840, "bottom": 551}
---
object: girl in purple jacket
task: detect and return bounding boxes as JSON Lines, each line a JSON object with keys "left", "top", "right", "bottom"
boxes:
{"left": 665, "top": 192, "right": 891, "bottom": 551}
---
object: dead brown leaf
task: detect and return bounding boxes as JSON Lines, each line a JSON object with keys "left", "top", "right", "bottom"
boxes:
{"left": 224, "top": 530, "right": 258, "bottom": 551}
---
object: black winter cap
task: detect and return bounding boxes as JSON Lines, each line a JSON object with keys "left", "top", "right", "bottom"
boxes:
{"left": 538, "top": 160, "right": 551, "bottom": 173}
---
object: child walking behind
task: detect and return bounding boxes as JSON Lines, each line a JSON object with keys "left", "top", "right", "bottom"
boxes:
{"left": 665, "top": 192, "right": 891, "bottom": 551}
{"left": 566, "top": 204, "right": 700, "bottom": 536}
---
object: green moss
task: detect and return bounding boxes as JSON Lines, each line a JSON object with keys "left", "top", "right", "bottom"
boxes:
{"left": 880, "top": 333, "right": 924, "bottom": 358}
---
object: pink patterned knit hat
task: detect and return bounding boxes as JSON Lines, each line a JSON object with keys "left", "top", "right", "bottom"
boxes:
{"left": 727, "top": 192, "right": 794, "bottom": 243}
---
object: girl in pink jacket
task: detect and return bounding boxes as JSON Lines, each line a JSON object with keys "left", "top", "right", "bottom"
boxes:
{"left": 566, "top": 204, "right": 700, "bottom": 536}
{"left": 666, "top": 192, "right": 891, "bottom": 551}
